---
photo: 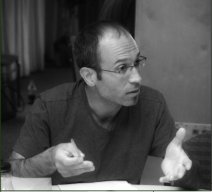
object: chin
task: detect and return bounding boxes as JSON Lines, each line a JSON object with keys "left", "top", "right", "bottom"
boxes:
{"left": 122, "top": 97, "right": 139, "bottom": 106}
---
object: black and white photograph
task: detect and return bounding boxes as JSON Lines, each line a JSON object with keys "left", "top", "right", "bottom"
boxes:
{"left": 1, "top": 0, "right": 211, "bottom": 190}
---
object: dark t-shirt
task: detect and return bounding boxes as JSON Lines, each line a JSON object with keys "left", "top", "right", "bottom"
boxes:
{"left": 14, "top": 80, "right": 176, "bottom": 185}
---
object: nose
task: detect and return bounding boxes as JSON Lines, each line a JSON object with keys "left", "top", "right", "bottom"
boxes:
{"left": 128, "top": 67, "right": 142, "bottom": 85}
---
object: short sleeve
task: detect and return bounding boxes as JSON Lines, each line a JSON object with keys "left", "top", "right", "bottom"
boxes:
{"left": 149, "top": 94, "right": 176, "bottom": 157}
{"left": 13, "top": 96, "right": 51, "bottom": 158}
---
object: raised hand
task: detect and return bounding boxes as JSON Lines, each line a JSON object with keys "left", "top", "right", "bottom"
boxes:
{"left": 159, "top": 128, "right": 192, "bottom": 183}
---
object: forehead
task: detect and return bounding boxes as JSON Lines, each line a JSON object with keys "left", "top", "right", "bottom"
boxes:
{"left": 98, "top": 32, "right": 139, "bottom": 66}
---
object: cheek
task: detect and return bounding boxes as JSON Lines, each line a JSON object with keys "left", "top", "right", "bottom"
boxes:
{"left": 98, "top": 78, "right": 126, "bottom": 98}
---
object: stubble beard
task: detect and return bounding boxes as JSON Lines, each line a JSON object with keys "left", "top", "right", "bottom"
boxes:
{"left": 122, "top": 95, "right": 139, "bottom": 107}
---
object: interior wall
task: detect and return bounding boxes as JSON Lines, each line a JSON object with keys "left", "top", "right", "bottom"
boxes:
{"left": 135, "top": 0, "right": 211, "bottom": 124}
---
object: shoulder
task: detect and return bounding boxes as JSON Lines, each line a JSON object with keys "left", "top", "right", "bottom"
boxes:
{"left": 139, "top": 85, "right": 165, "bottom": 103}
{"left": 39, "top": 80, "right": 83, "bottom": 103}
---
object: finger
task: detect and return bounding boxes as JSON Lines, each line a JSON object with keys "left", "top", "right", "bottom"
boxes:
{"left": 177, "top": 164, "right": 186, "bottom": 179}
{"left": 78, "top": 149, "right": 85, "bottom": 158}
{"left": 62, "top": 156, "right": 84, "bottom": 166}
{"left": 168, "top": 175, "right": 175, "bottom": 181}
{"left": 66, "top": 143, "right": 80, "bottom": 157}
{"left": 62, "top": 166, "right": 95, "bottom": 177}
{"left": 54, "top": 147, "right": 82, "bottom": 162}
{"left": 160, "top": 173, "right": 182, "bottom": 183}
{"left": 172, "top": 128, "right": 186, "bottom": 146}
{"left": 70, "top": 139, "right": 81, "bottom": 156}
{"left": 74, "top": 166, "right": 95, "bottom": 175}
{"left": 70, "top": 161, "right": 94, "bottom": 170}
{"left": 159, "top": 176, "right": 171, "bottom": 183}
{"left": 183, "top": 157, "right": 192, "bottom": 170}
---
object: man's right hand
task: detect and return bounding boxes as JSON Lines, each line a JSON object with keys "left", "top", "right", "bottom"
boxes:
{"left": 51, "top": 142, "right": 95, "bottom": 177}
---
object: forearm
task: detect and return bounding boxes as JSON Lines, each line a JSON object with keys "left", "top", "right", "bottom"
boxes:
{"left": 174, "top": 160, "right": 202, "bottom": 190}
{"left": 9, "top": 147, "right": 56, "bottom": 177}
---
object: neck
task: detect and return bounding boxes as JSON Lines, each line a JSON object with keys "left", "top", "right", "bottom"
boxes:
{"left": 85, "top": 85, "right": 121, "bottom": 126}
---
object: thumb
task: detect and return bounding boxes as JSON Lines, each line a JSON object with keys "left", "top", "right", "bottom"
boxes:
{"left": 66, "top": 143, "right": 80, "bottom": 157}
{"left": 172, "top": 127, "right": 186, "bottom": 146}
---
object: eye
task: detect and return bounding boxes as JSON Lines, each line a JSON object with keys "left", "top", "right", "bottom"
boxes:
{"left": 134, "top": 58, "right": 141, "bottom": 67}
{"left": 135, "top": 56, "right": 146, "bottom": 68}
{"left": 117, "top": 65, "right": 128, "bottom": 74}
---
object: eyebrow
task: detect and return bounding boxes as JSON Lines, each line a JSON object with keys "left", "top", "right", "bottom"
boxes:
{"left": 114, "top": 51, "right": 140, "bottom": 65}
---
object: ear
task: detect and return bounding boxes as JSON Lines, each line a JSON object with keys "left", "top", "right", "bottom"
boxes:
{"left": 80, "top": 67, "right": 97, "bottom": 86}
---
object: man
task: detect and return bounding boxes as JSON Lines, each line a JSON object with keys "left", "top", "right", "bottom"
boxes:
{"left": 9, "top": 21, "right": 201, "bottom": 189}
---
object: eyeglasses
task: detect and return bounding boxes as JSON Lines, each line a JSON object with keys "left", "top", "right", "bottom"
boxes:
{"left": 92, "top": 56, "right": 146, "bottom": 76}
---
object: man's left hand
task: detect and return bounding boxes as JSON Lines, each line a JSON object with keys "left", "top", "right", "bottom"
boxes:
{"left": 159, "top": 128, "right": 192, "bottom": 183}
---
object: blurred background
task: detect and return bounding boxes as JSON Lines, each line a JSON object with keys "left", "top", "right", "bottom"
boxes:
{"left": 1, "top": 0, "right": 211, "bottom": 186}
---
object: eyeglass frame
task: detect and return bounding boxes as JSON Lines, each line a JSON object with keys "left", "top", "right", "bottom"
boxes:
{"left": 89, "top": 56, "right": 147, "bottom": 75}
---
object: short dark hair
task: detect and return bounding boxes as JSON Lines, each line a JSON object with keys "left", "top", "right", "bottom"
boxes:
{"left": 74, "top": 20, "right": 130, "bottom": 80}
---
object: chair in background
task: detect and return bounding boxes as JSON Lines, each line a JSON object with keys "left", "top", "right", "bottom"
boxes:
{"left": 175, "top": 122, "right": 211, "bottom": 189}
{"left": 182, "top": 131, "right": 211, "bottom": 190}
{"left": 140, "top": 122, "right": 211, "bottom": 188}
{"left": 1, "top": 55, "right": 24, "bottom": 120}
{"left": 175, "top": 122, "right": 211, "bottom": 141}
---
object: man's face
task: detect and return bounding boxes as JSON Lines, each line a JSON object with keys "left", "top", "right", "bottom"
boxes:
{"left": 95, "top": 32, "right": 142, "bottom": 107}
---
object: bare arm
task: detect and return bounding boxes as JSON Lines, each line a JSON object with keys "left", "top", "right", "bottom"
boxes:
{"left": 9, "top": 147, "right": 56, "bottom": 177}
{"left": 9, "top": 142, "right": 95, "bottom": 178}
